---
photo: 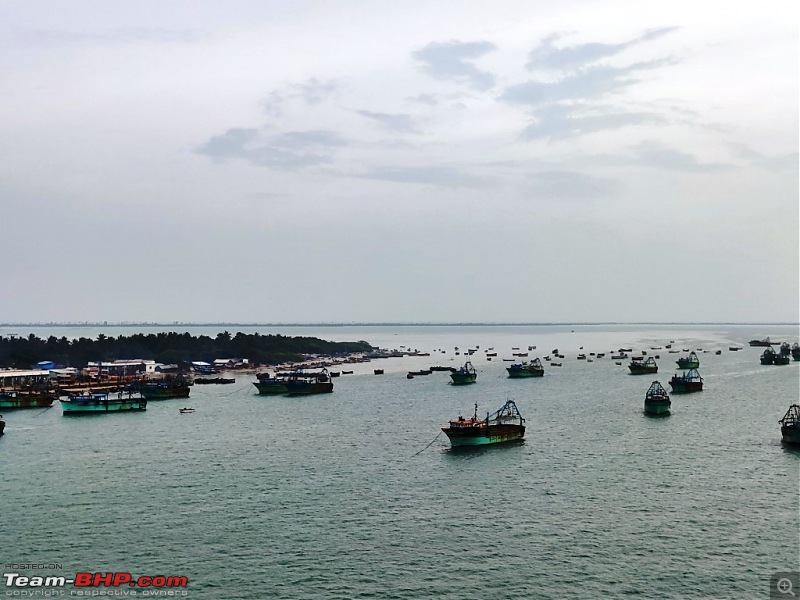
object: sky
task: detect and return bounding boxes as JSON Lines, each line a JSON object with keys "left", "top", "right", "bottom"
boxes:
{"left": 1, "top": 0, "right": 797, "bottom": 324}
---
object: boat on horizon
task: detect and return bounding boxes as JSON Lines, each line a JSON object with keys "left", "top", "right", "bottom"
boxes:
{"left": 644, "top": 381, "right": 671, "bottom": 415}
{"left": 506, "top": 358, "right": 544, "bottom": 378}
{"left": 449, "top": 360, "right": 477, "bottom": 385}
{"left": 749, "top": 337, "right": 778, "bottom": 347}
{"left": 441, "top": 400, "right": 525, "bottom": 447}
{"left": 60, "top": 391, "right": 147, "bottom": 414}
{"left": 779, "top": 405, "right": 800, "bottom": 444}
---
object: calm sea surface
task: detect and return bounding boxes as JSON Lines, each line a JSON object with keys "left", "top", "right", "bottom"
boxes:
{"left": 2, "top": 324, "right": 799, "bottom": 599}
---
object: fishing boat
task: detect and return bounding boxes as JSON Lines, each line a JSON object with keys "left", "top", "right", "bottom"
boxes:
{"left": 253, "top": 372, "right": 290, "bottom": 395}
{"left": 0, "top": 390, "right": 57, "bottom": 409}
{"left": 441, "top": 400, "right": 525, "bottom": 447}
{"left": 779, "top": 405, "right": 800, "bottom": 444}
{"left": 179, "top": 407, "right": 195, "bottom": 414}
{"left": 792, "top": 343, "right": 800, "bottom": 361}
{"left": 285, "top": 368, "right": 334, "bottom": 395}
{"left": 760, "top": 347, "right": 776, "bottom": 365}
{"left": 373, "top": 369, "right": 384, "bottom": 375}
{"left": 138, "top": 376, "right": 191, "bottom": 399}
{"left": 628, "top": 356, "right": 658, "bottom": 375}
{"left": 506, "top": 358, "right": 544, "bottom": 378}
{"left": 60, "top": 392, "right": 147, "bottom": 414}
{"left": 644, "top": 381, "right": 671, "bottom": 415}
{"left": 669, "top": 369, "right": 703, "bottom": 394}
{"left": 773, "top": 353, "right": 791, "bottom": 365}
{"left": 408, "top": 369, "right": 432, "bottom": 376}
{"left": 749, "top": 337, "right": 778, "bottom": 347}
{"left": 449, "top": 361, "right": 477, "bottom": 385}
{"left": 676, "top": 351, "right": 700, "bottom": 369}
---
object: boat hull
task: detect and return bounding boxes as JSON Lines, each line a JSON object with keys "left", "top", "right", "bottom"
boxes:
{"left": 285, "top": 382, "right": 333, "bottom": 395}
{"left": 60, "top": 398, "right": 147, "bottom": 414}
{"left": 253, "top": 381, "right": 288, "bottom": 395}
{"left": 506, "top": 369, "right": 544, "bottom": 378}
{"left": 669, "top": 381, "right": 703, "bottom": 394}
{"left": 781, "top": 426, "right": 800, "bottom": 445}
{"left": 139, "top": 386, "right": 190, "bottom": 400}
{"left": 0, "top": 395, "right": 56, "bottom": 409}
{"left": 442, "top": 424, "right": 525, "bottom": 446}
{"left": 450, "top": 374, "right": 477, "bottom": 385}
{"left": 644, "top": 401, "right": 671, "bottom": 415}
{"left": 629, "top": 366, "right": 658, "bottom": 375}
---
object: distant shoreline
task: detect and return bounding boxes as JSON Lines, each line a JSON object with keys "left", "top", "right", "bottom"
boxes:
{"left": 1, "top": 322, "right": 798, "bottom": 327}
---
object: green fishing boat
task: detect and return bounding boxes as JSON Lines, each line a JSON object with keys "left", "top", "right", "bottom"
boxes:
{"left": 506, "top": 358, "right": 544, "bottom": 378}
{"left": 644, "top": 381, "right": 671, "bottom": 415}
{"left": 253, "top": 372, "right": 290, "bottom": 395}
{"left": 628, "top": 356, "right": 658, "bottom": 375}
{"left": 449, "top": 360, "right": 477, "bottom": 385}
{"left": 676, "top": 351, "right": 699, "bottom": 369}
{"left": 669, "top": 369, "right": 703, "bottom": 394}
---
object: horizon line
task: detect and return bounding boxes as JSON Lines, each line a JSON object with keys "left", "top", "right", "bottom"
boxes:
{"left": 1, "top": 321, "right": 798, "bottom": 327}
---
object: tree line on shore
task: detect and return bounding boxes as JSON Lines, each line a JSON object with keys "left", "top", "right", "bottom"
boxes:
{"left": 0, "top": 331, "right": 374, "bottom": 369}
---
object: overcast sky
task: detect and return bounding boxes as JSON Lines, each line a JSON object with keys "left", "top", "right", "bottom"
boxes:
{"left": 1, "top": 1, "right": 797, "bottom": 324}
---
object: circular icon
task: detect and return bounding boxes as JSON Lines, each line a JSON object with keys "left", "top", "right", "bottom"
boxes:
{"left": 777, "top": 578, "right": 796, "bottom": 596}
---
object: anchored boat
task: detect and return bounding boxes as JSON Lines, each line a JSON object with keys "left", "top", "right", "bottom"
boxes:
{"left": 644, "top": 381, "right": 671, "bottom": 415}
{"left": 138, "top": 376, "right": 191, "bottom": 400}
{"left": 442, "top": 400, "right": 525, "bottom": 447}
{"left": 676, "top": 351, "right": 700, "bottom": 369}
{"left": 60, "top": 391, "right": 147, "bottom": 414}
{"left": 779, "top": 405, "right": 800, "bottom": 444}
{"left": 749, "top": 337, "right": 778, "bottom": 347}
{"left": 792, "top": 343, "right": 800, "bottom": 361}
{"left": 253, "top": 372, "right": 290, "bottom": 395}
{"left": 0, "top": 390, "right": 57, "bottom": 409}
{"left": 506, "top": 358, "right": 545, "bottom": 378}
{"left": 450, "top": 360, "right": 477, "bottom": 385}
{"left": 628, "top": 356, "right": 658, "bottom": 375}
{"left": 669, "top": 369, "right": 703, "bottom": 394}
{"left": 760, "top": 347, "right": 776, "bottom": 365}
{"left": 285, "top": 368, "right": 334, "bottom": 395}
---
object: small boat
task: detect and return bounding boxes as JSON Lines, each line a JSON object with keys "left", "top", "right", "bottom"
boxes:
{"left": 715, "top": 350, "right": 722, "bottom": 355}
{"left": 749, "top": 337, "right": 778, "bottom": 347}
{"left": 450, "top": 361, "right": 477, "bottom": 385}
{"left": 506, "top": 358, "right": 545, "bottom": 378}
{"left": 329, "top": 371, "right": 341, "bottom": 377}
{"left": 611, "top": 353, "right": 628, "bottom": 360}
{"left": 792, "top": 343, "right": 800, "bottom": 361}
{"left": 341, "top": 370, "right": 354, "bottom": 375}
{"left": 407, "top": 373, "right": 414, "bottom": 379}
{"left": 779, "top": 405, "right": 800, "bottom": 444}
{"left": 644, "top": 381, "right": 671, "bottom": 415}
{"left": 628, "top": 356, "right": 658, "bottom": 375}
{"left": 676, "top": 351, "right": 700, "bottom": 370}
{"left": 253, "top": 372, "right": 290, "bottom": 395}
{"left": 669, "top": 369, "right": 703, "bottom": 394}
{"left": 550, "top": 362, "right": 562, "bottom": 367}
{"left": 60, "top": 392, "right": 147, "bottom": 414}
{"left": 760, "top": 347, "right": 776, "bottom": 365}
{"left": 729, "top": 346, "right": 742, "bottom": 351}
{"left": 773, "top": 353, "right": 791, "bottom": 365}
{"left": 441, "top": 400, "right": 525, "bottom": 447}
{"left": 409, "top": 369, "right": 432, "bottom": 376}
{"left": 577, "top": 354, "right": 587, "bottom": 360}
{"left": 179, "top": 407, "right": 195, "bottom": 413}
{"left": 373, "top": 369, "right": 384, "bottom": 375}
{"left": 285, "top": 368, "right": 334, "bottom": 395}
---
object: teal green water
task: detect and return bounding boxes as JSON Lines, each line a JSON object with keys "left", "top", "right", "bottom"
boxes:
{"left": 2, "top": 324, "right": 799, "bottom": 599}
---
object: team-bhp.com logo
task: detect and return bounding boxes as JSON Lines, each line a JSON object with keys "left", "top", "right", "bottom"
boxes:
{"left": 4, "top": 572, "right": 188, "bottom": 596}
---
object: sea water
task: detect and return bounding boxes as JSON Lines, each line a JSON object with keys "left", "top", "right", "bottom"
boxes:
{"left": 2, "top": 324, "right": 799, "bottom": 599}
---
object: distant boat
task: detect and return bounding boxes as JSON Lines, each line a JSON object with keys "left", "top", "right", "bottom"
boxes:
{"left": 373, "top": 369, "right": 384, "bottom": 375}
{"left": 729, "top": 346, "right": 742, "bottom": 351}
{"left": 644, "top": 381, "right": 671, "bottom": 416}
{"left": 408, "top": 369, "right": 432, "bottom": 376}
{"left": 676, "top": 351, "right": 700, "bottom": 370}
{"left": 179, "top": 407, "right": 195, "bottom": 413}
{"left": 441, "top": 400, "right": 525, "bottom": 447}
{"left": 506, "top": 358, "right": 545, "bottom": 378}
{"left": 779, "top": 405, "right": 800, "bottom": 444}
{"left": 0, "top": 414, "right": 5, "bottom": 435}
{"left": 669, "top": 369, "right": 703, "bottom": 394}
{"left": 628, "top": 357, "right": 658, "bottom": 375}
{"left": 749, "top": 337, "right": 778, "bottom": 347}
{"left": 449, "top": 361, "right": 477, "bottom": 385}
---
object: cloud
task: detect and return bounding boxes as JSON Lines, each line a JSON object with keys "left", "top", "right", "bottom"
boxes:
{"left": 501, "top": 59, "right": 673, "bottom": 107}
{"left": 359, "top": 165, "right": 488, "bottom": 188}
{"left": 357, "top": 110, "right": 418, "bottom": 133}
{"left": 413, "top": 40, "right": 497, "bottom": 90}
{"left": 629, "top": 141, "right": 734, "bottom": 172}
{"left": 526, "top": 28, "right": 678, "bottom": 70}
{"left": 527, "top": 170, "right": 621, "bottom": 199}
{"left": 289, "top": 78, "right": 338, "bottom": 105}
{"left": 521, "top": 104, "right": 665, "bottom": 139}
{"left": 729, "top": 144, "right": 799, "bottom": 172}
{"left": 195, "top": 127, "right": 346, "bottom": 169}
